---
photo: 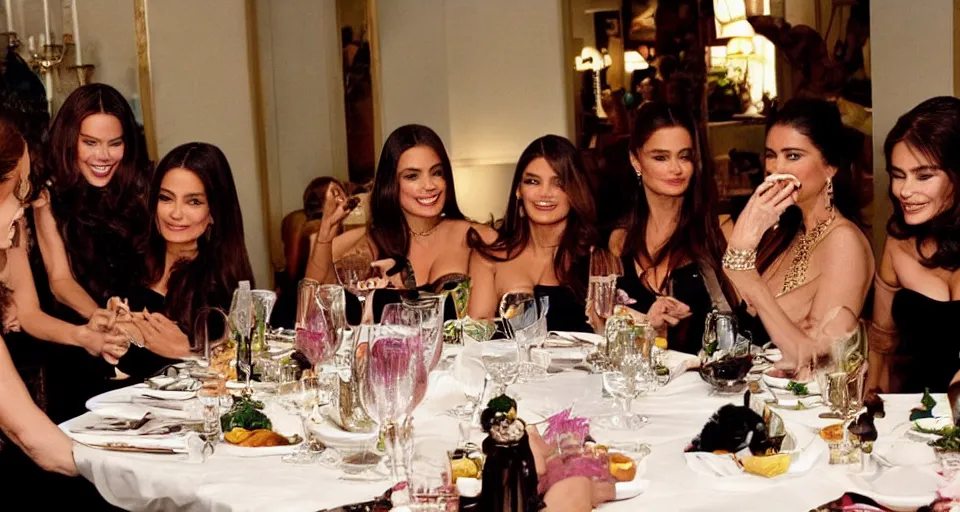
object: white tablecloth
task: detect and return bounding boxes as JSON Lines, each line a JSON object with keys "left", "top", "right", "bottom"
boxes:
{"left": 67, "top": 369, "right": 940, "bottom": 512}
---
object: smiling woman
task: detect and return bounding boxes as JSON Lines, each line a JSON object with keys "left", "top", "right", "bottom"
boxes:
{"left": 467, "top": 135, "right": 597, "bottom": 333}
{"left": 868, "top": 96, "right": 960, "bottom": 393}
{"left": 306, "top": 124, "right": 495, "bottom": 324}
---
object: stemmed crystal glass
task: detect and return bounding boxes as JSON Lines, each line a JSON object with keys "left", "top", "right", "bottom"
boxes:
{"left": 811, "top": 306, "right": 867, "bottom": 464}
{"left": 359, "top": 305, "right": 426, "bottom": 485}
{"left": 595, "top": 325, "right": 650, "bottom": 429}
{"left": 295, "top": 280, "right": 346, "bottom": 372}
{"left": 480, "top": 340, "right": 521, "bottom": 397}
{"left": 589, "top": 248, "right": 624, "bottom": 319}
{"left": 229, "top": 282, "right": 253, "bottom": 388}
{"left": 189, "top": 307, "right": 233, "bottom": 456}
{"left": 499, "top": 292, "right": 549, "bottom": 380}
{"left": 335, "top": 251, "right": 374, "bottom": 310}
{"left": 281, "top": 375, "right": 326, "bottom": 464}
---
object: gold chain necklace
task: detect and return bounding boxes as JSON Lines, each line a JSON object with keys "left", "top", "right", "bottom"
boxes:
{"left": 778, "top": 214, "right": 835, "bottom": 297}
{"left": 410, "top": 219, "right": 443, "bottom": 237}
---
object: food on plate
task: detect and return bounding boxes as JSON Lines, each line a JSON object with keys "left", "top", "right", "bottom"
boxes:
{"left": 930, "top": 426, "right": 960, "bottom": 452}
{"left": 220, "top": 396, "right": 272, "bottom": 432}
{"left": 742, "top": 453, "right": 790, "bottom": 478}
{"left": 223, "top": 427, "right": 297, "bottom": 447}
{"left": 608, "top": 452, "right": 637, "bottom": 482}
{"left": 819, "top": 423, "right": 845, "bottom": 443}
{"left": 451, "top": 456, "right": 481, "bottom": 481}
{"left": 909, "top": 388, "right": 937, "bottom": 421}
{"left": 786, "top": 381, "right": 808, "bottom": 396}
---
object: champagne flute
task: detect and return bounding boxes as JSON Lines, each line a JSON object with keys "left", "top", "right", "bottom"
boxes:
{"left": 229, "top": 282, "right": 253, "bottom": 387}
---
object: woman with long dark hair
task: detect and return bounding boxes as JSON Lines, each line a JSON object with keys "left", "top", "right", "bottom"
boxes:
{"left": 306, "top": 124, "right": 494, "bottom": 321}
{"left": 608, "top": 102, "right": 734, "bottom": 354}
{"left": 468, "top": 135, "right": 597, "bottom": 332}
{"left": 868, "top": 96, "right": 960, "bottom": 393}
{"left": 109, "top": 142, "right": 254, "bottom": 378}
{"left": 33, "top": 83, "right": 150, "bottom": 318}
{"left": 724, "top": 98, "right": 874, "bottom": 369}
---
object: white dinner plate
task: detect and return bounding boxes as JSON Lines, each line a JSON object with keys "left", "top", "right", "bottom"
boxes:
{"left": 307, "top": 408, "right": 378, "bottom": 449}
{"left": 612, "top": 452, "right": 650, "bottom": 501}
{"left": 873, "top": 438, "right": 938, "bottom": 467}
{"left": 849, "top": 466, "right": 942, "bottom": 511}
{"left": 761, "top": 368, "right": 820, "bottom": 395}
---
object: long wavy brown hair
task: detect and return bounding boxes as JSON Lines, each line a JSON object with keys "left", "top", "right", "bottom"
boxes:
{"left": 622, "top": 102, "right": 733, "bottom": 302}
{"left": 40, "top": 83, "right": 151, "bottom": 303}
{"left": 468, "top": 135, "right": 597, "bottom": 300}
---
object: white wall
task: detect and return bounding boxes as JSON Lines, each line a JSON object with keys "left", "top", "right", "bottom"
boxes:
{"left": 256, "top": 0, "right": 347, "bottom": 268}
{"left": 378, "top": 0, "right": 570, "bottom": 222}
{"left": 869, "top": 0, "right": 956, "bottom": 253}
{"left": 147, "top": 0, "right": 270, "bottom": 287}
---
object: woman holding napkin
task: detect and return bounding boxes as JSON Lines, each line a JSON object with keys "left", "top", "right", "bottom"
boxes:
{"left": 723, "top": 98, "right": 874, "bottom": 370}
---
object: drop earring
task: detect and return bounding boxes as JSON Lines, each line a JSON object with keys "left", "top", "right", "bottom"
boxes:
{"left": 517, "top": 196, "right": 525, "bottom": 218}
{"left": 825, "top": 177, "right": 834, "bottom": 212}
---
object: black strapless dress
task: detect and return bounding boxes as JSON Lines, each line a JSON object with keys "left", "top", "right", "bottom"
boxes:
{"left": 533, "top": 284, "right": 592, "bottom": 333}
{"left": 892, "top": 288, "right": 960, "bottom": 393}
{"left": 615, "top": 256, "right": 714, "bottom": 355}
{"left": 345, "top": 273, "right": 468, "bottom": 325}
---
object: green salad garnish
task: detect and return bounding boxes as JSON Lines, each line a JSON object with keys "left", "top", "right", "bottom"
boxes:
{"left": 220, "top": 395, "right": 272, "bottom": 432}
{"left": 786, "top": 381, "right": 808, "bottom": 396}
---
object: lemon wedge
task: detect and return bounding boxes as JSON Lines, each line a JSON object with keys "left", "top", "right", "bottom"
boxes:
{"left": 654, "top": 337, "right": 668, "bottom": 349}
{"left": 742, "top": 453, "right": 790, "bottom": 478}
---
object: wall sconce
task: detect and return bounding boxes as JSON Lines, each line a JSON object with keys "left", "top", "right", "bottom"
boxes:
{"left": 624, "top": 50, "right": 649, "bottom": 72}
{"left": 714, "top": 0, "right": 755, "bottom": 39}
{"left": 574, "top": 46, "right": 609, "bottom": 119}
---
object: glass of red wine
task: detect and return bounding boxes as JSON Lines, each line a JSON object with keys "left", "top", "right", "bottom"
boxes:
{"left": 294, "top": 280, "right": 345, "bottom": 372}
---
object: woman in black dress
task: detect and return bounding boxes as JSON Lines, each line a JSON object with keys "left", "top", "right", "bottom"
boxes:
{"left": 608, "top": 102, "right": 735, "bottom": 354}
{"left": 110, "top": 142, "right": 254, "bottom": 379}
{"left": 468, "top": 135, "right": 596, "bottom": 333}
{"left": 869, "top": 96, "right": 960, "bottom": 393}
{"left": 33, "top": 84, "right": 151, "bottom": 421}
{"left": 306, "top": 124, "right": 495, "bottom": 324}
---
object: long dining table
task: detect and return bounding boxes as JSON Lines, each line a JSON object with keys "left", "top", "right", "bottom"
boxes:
{"left": 63, "top": 350, "right": 947, "bottom": 512}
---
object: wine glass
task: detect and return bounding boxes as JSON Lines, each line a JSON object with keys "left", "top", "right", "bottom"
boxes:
{"left": 229, "top": 282, "right": 254, "bottom": 387}
{"left": 250, "top": 289, "right": 277, "bottom": 356}
{"left": 402, "top": 293, "right": 446, "bottom": 372}
{"left": 589, "top": 248, "right": 624, "bottom": 319}
{"left": 479, "top": 340, "right": 521, "bottom": 397}
{"left": 499, "top": 292, "right": 549, "bottom": 380}
{"left": 595, "top": 326, "right": 650, "bottom": 429}
{"left": 359, "top": 317, "right": 425, "bottom": 486}
{"left": 281, "top": 375, "right": 326, "bottom": 464}
{"left": 335, "top": 251, "right": 374, "bottom": 312}
{"left": 812, "top": 307, "right": 867, "bottom": 464}
{"left": 295, "top": 281, "right": 345, "bottom": 372}
{"left": 190, "top": 307, "right": 232, "bottom": 456}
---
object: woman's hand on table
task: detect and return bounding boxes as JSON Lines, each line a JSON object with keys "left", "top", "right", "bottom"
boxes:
{"left": 526, "top": 426, "right": 616, "bottom": 511}
{"left": 130, "top": 311, "right": 190, "bottom": 359}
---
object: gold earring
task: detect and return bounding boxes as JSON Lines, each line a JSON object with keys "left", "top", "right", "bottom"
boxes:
{"left": 517, "top": 196, "right": 525, "bottom": 218}
{"left": 825, "top": 177, "right": 834, "bottom": 212}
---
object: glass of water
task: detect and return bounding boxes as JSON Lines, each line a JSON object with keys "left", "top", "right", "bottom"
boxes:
{"left": 480, "top": 341, "right": 520, "bottom": 397}
{"left": 408, "top": 443, "right": 459, "bottom": 511}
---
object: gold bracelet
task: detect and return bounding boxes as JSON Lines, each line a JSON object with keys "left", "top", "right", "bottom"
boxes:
{"left": 722, "top": 247, "right": 757, "bottom": 271}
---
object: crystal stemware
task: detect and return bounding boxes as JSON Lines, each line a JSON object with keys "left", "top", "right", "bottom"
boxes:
{"left": 589, "top": 248, "right": 624, "bottom": 319}
{"left": 335, "top": 251, "right": 374, "bottom": 312}
{"left": 294, "top": 281, "right": 346, "bottom": 373}
{"left": 479, "top": 340, "right": 520, "bottom": 397}
{"left": 359, "top": 310, "right": 426, "bottom": 485}
{"left": 499, "top": 292, "right": 549, "bottom": 380}
{"left": 229, "top": 281, "right": 253, "bottom": 387}
{"left": 190, "top": 307, "right": 232, "bottom": 456}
